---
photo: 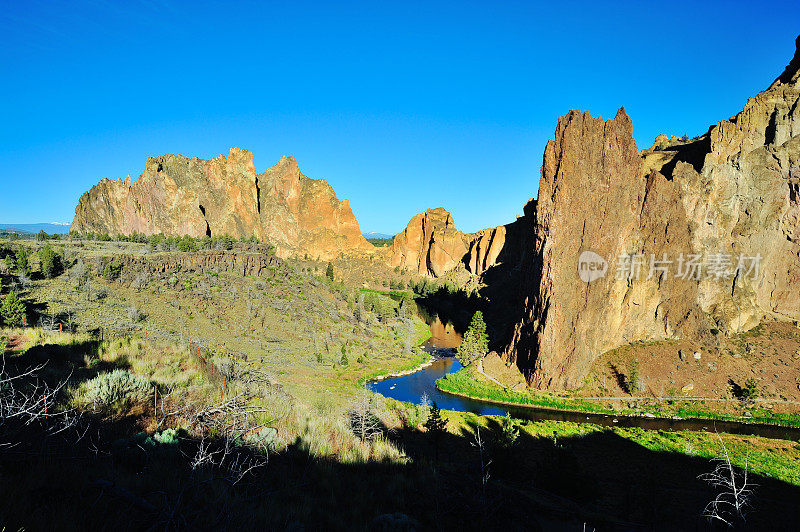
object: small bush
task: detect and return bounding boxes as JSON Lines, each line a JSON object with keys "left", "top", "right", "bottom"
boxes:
{"left": 177, "top": 235, "right": 198, "bottom": 252}
{"left": 128, "top": 306, "right": 146, "bottom": 323}
{"left": 152, "top": 427, "right": 181, "bottom": 445}
{"left": 102, "top": 260, "right": 122, "bottom": 281}
{"left": 394, "top": 401, "right": 427, "bottom": 429}
{"left": 81, "top": 369, "right": 152, "bottom": 415}
{"left": 131, "top": 271, "right": 149, "bottom": 291}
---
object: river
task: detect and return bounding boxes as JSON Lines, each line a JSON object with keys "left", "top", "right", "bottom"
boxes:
{"left": 368, "top": 300, "right": 800, "bottom": 441}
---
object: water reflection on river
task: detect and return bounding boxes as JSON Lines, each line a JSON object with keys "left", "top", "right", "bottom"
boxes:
{"left": 368, "top": 355, "right": 508, "bottom": 416}
{"left": 423, "top": 315, "right": 462, "bottom": 349}
{"left": 369, "top": 301, "right": 506, "bottom": 413}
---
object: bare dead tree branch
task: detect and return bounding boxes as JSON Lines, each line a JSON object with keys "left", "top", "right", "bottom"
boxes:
{"left": 698, "top": 432, "right": 757, "bottom": 527}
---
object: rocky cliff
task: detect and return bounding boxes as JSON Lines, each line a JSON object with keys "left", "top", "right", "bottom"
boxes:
{"left": 503, "top": 35, "right": 800, "bottom": 389}
{"left": 388, "top": 207, "right": 468, "bottom": 277}
{"left": 388, "top": 206, "right": 530, "bottom": 278}
{"left": 464, "top": 209, "right": 533, "bottom": 277}
{"left": 71, "top": 150, "right": 372, "bottom": 260}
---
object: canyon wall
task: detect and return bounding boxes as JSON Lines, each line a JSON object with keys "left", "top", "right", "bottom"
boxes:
{"left": 504, "top": 35, "right": 800, "bottom": 389}
{"left": 71, "top": 150, "right": 372, "bottom": 260}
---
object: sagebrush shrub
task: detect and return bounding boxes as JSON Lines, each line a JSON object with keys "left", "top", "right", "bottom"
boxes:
{"left": 82, "top": 369, "right": 151, "bottom": 414}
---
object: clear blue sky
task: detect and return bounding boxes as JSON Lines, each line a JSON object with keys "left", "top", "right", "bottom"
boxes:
{"left": 1, "top": 1, "right": 797, "bottom": 234}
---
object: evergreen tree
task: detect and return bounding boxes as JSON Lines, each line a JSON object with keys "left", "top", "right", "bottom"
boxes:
{"left": 38, "top": 244, "right": 62, "bottom": 279}
{"left": 15, "top": 248, "right": 30, "bottom": 276}
{"left": 0, "top": 292, "right": 26, "bottom": 327}
{"left": 325, "top": 262, "right": 334, "bottom": 281}
{"left": 456, "top": 310, "right": 488, "bottom": 366}
{"left": 177, "top": 235, "right": 198, "bottom": 252}
{"left": 423, "top": 401, "right": 448, "bottom": 459}
{"left": 339, "top": 344, "right": 349, "bottom": 366}
{"left": 3, "top": 252, "right": 15, "bottom": 272}
{"left": 423, "top": 401, "right": 447, "bottom": 435}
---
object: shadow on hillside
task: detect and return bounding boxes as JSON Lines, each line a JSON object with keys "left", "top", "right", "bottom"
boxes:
{"left": 2, "top": 339, "right": 800, "bottom": 530}
{"left": 388, "top": 416, "right": 800, "bottom": 531}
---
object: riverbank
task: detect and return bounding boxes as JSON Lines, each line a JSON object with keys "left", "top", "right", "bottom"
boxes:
{"left": 364, "top": 352, "right": 435, "bottom": 383}
{"left": 436, "top": 366, "right": 800, "bottom": 429}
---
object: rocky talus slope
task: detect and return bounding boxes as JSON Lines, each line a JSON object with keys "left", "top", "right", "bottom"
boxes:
{"left": 71, "top": 150, "right": 372, "bottom": 260}
{"left": 503, "top": 35, "right": 800, "bottom": 389}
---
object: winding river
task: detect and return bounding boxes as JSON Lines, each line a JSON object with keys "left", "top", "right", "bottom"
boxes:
{"left": 368, "top": 301, "right": 800, "bottom": 441}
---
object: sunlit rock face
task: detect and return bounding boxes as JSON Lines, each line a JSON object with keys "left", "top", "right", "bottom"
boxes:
{"left": 504, "top": 35, "right": 800, "bottom": 390}
{"left": 71, "top": 150, "right": 372, "bottom": 260}
{"left": 388, "top": 207, "right": 468, "bottom": 277}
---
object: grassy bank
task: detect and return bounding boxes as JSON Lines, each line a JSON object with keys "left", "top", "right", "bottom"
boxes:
{"left": 436, "top": 366, "right": 613, "bottom": 413}
{"left": 437, "top": 366, "right": 800, "bottom": 428}
{"left": 360, "top": 347, "right": 432, "bottom": 384}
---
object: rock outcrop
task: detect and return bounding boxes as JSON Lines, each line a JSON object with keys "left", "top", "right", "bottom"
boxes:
{"left": 504, "top": 35, "right": 800, "bottom": 389}
{"left": 464, "top": 207, "right": 533, "bottom": 277}
{"left": 111, "top": 250, "right": 286, "bottom": 280}
{"left": 465, "top": 226, "right": 507, "bottom": 276}
{"left": 71, "top": 150, "right": 372, "bottom": 260}
{"left": 388, "top": 208, "right": 468, "bottom": 277}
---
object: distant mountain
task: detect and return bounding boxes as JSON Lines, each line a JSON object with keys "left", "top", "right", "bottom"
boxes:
{"left": 0, "top": 223, "right": 71, "bottom": 234}
{"left": 362, "top": 232, "right": 394, "bottom": 239}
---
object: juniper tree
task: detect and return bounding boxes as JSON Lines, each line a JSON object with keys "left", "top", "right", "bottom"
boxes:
{"left": 424, "top": 401, "right": 447, "bottom": 459}
{"left": 456, "top": 311, "right": 488, "bottom": 366}
{"left": 0, "top": 292, "right": 26, "bottom": 327}
{"left": 14, "top": 248, "right": 30, "bottom": 276}
{"left": 38, "top": 244, "right": 62, "bottom": 279}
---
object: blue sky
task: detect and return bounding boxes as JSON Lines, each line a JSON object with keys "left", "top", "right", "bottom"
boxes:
{"left": 1, "top": 1, "right": 798, "bottom": 234}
